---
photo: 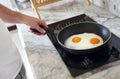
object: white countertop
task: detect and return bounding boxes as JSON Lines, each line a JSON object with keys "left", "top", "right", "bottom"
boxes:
{"left": 17, "top": 1, "right": 120, "bottom": 79}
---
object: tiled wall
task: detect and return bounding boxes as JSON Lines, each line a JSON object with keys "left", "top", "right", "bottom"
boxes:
{"left": 92, "top": 0, "right": 120, "bottom": 17}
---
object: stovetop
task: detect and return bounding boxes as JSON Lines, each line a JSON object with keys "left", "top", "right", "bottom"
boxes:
{"left": 47, "top": 14, "right": 120, "bottom": 77}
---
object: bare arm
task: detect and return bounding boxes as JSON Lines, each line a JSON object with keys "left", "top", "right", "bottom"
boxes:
{"left": 0, "top": 4, "right": 47, "bottom": 34}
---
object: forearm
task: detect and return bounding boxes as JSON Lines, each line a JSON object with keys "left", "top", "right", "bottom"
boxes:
{"left": 0, "top": 4, "right": 47, "bottom": 34}
{"left": 0, "top": 4, "right": 27, "bottom": 24}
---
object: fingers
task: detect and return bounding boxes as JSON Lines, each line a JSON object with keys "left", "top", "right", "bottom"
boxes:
{"left": 35, "top": 25, "right": 46, "bottom": 34}
{"left": 35, "top": 20, "right": 48, "bottom": 34}
{"left": 29, "top": 19, "right": 48, "bottom": 35}
{"left": 31, "top": 20, "right": 47, "bottom": 34}
{"left": 30, "top": 29, "right": 41, "bottom": 35}
{"left": 30, "top": 28, "right": 45, "bottom": 35}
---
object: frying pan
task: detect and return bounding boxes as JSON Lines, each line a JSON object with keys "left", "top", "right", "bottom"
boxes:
{"left": 31, "top": 22, "right": 111, "bottom": 55}
{"left": 57, "top": 22, "right": 111, "bottom": 55}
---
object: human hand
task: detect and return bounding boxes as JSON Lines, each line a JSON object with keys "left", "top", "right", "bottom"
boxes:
{"left": 29, "top": 20, "right": 48, "bottom": 35}
{"left": 23, "top": 15, "right": 48, "bottom": 35}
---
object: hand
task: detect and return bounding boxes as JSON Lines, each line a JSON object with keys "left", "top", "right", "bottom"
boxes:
{"left": 22, "top": 15, "right": 48, "bottom": 35}
{"left": 29, "top": 20, "right": 48, "bottom": 35}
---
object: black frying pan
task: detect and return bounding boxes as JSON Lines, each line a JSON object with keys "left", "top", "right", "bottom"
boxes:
{"left": 57, "top": 22, "right": 111, "bottom": 55}
{"left": 31, "top": 22, "right": 111, "bottom": 55}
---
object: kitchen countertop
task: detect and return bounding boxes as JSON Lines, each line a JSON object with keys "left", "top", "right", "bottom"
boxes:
{"left": 17, "top": 1, "right": 120, "bottom": 79}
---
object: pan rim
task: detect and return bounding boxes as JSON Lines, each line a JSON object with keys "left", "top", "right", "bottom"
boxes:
{"left": 57, "top": 22, "right": 112, "bottom": 51}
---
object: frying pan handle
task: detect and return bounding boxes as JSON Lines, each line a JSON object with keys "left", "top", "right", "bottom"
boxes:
{"left": 39, "top": 25, "right": 60, "bottom": 46}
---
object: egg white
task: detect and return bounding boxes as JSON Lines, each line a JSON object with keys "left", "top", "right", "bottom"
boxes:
{"left": 64, "top": 33, "right": 103, "bottom": 49}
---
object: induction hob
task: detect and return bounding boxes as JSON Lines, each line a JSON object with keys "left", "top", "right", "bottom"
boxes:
{"left": 47, "top": 14, "right": 120, "bottom": 77}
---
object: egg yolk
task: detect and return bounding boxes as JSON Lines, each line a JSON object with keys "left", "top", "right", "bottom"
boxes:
{"left": 72, "top": 37, "right": 81, "bottom": 43}
{"left": 90, "top": 38, "right": 100, "bottom": 44}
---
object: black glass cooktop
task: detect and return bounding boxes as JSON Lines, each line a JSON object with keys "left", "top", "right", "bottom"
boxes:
{"left": 47, "top": 14, "right": 120, "bottom": 77}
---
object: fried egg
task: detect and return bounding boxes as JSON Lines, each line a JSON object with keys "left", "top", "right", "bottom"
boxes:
{"left": 64, "top": 33, "right": 103, "bottom": 49}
